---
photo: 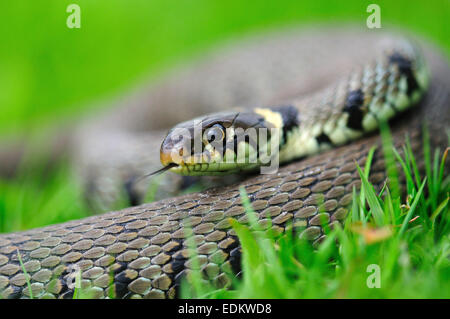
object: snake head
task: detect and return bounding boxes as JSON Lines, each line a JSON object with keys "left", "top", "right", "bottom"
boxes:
{"left": 160, "top": 110, "right": 281, "bottom": 175}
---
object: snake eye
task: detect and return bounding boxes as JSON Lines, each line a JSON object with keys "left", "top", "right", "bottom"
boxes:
{"left": 204, "top": 124, "right": 225, "bottom": 144}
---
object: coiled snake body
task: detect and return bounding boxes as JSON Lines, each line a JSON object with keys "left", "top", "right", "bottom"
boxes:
{"left": 0, "top": 26, "right": 449, "bottom": 299}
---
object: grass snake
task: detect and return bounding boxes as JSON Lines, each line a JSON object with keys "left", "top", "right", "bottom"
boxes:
{"left": 0, "top": 26, "right": 449, "bottom": 299}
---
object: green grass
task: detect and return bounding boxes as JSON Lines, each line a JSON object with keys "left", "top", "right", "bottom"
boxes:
{"left": 180, "top": 126, "right": 449, "bottom": 299}
{"left": 16, "top": 249, "right": 33, "bottom": 299}
{"left": 0, "top": 156, "right": 90, "bottom": 233}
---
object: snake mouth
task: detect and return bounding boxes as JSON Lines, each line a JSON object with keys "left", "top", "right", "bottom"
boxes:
{"left": 160, "top": 147, "right": 239, "bottom": 175}
{"left": 160, "top": 146, "right": 264, "bottom": 175}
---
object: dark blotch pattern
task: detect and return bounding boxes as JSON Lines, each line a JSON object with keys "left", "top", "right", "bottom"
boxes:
{"left": 269, "top": 105, "right": 300, "bottom": 144}
{"left": 389, "top": 52, "right": 419, "bottom": 95}
{"left": 316, "top": 133, "right": 332, "bottom": 145}
{"left": 6, "top": 286, "right": 21, "bottom": 299}
{"left": 171, "top": 254, "right": 187, "bottom": 275}
{"left": 113, "top": 282, "right": 129, "bottom": 299}
{"left": 343, "top": 89, "right": 365, "bottom": 131}
{"left": 229, "top": 247, "right": 242, "bottom": 275}
{"left": 61, "top": 290, "right": 74, "bottom": 299}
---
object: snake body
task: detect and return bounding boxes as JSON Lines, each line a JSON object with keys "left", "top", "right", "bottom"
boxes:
{"left": 157, "top": 36, "right": 427, "bottom": 176}
{"left": 0, "top": 27, "right": 449, "bottom": 299}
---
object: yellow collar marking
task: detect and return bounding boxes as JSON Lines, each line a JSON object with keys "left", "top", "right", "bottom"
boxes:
{"left": 253, "top": 108, "right": 284, "bottom": 128}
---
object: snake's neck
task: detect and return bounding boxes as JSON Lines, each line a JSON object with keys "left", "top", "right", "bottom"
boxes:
{"left": 274, "top": 41, "right": 429, "bottom": 164}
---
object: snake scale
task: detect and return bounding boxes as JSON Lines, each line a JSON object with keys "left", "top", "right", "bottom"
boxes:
{"left": 0, "top": 26, "right": 449, "bottom": 299}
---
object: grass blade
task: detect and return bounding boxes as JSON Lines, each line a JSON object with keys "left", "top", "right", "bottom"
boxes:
{"left": 356, "top": 163, "right": 385, "bottom": 226}
{"left": 398, "top": 178, "right": 427, "bottom": 237}
{"left": 16, "top": 249, "right": 33, "bottom": 299}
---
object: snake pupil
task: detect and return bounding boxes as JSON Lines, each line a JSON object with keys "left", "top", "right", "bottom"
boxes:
{"left": 205, "top": 124, "right": 224, "bottom": 143}
{"left": 207, "top": 131, "right": 216, "bottom": 142}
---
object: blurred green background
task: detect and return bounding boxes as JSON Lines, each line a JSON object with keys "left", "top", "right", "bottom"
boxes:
{"left": 0, "top": 0, "right": 448, "bottom": 137}
{"left": 0, "top": 0, "right": 448, "bottom": 232}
